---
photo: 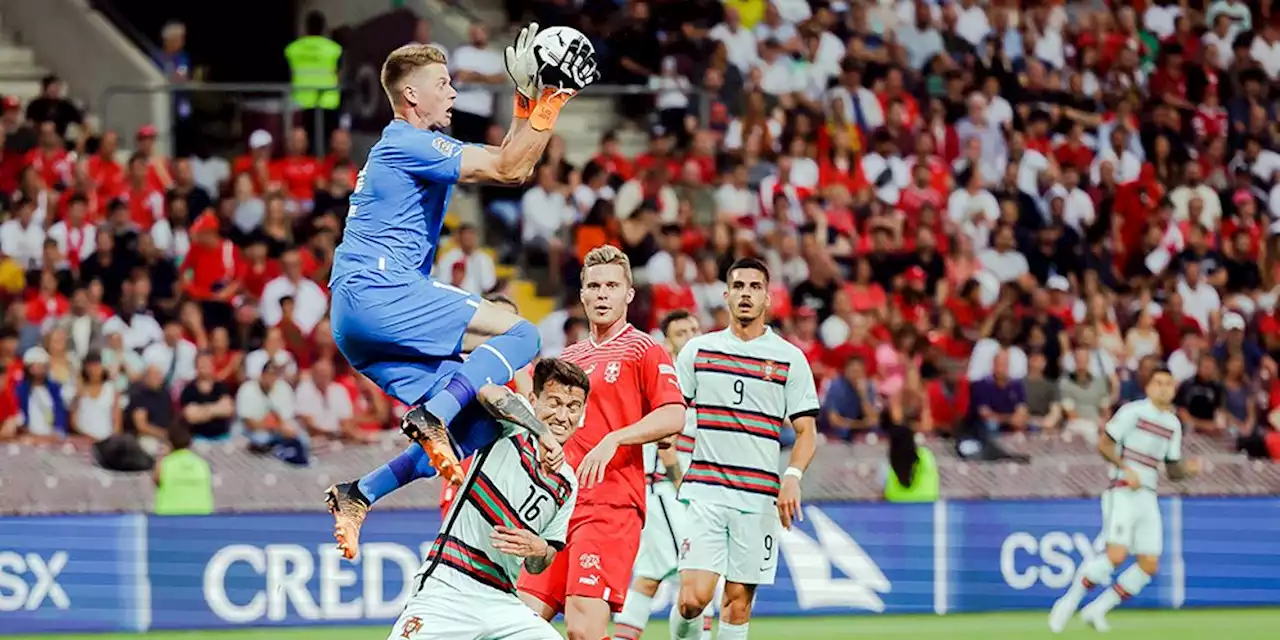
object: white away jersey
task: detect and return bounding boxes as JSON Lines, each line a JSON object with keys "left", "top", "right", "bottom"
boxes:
{"left": 420, "top": 427, "right": 577, "bottom": 594}
{"left": 675, "top": 327, "right": 820, "bottom": 513}
{"left": 1104, "top": 399, "right": 1184, "bottom": 491}
{"left": 643, "top": 415, "right": 698, "bottom": 497}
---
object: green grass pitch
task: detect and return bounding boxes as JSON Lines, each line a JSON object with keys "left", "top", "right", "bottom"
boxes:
{"left": 10, "top": 609, "right": 1280, "bottom": 640}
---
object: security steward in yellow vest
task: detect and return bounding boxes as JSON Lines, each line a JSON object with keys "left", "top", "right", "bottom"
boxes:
{"left": 286, "top": 11, "right": 342, "bottom": 153}
{"left": 153, "top": 424, "right": 214, "bottom": 515}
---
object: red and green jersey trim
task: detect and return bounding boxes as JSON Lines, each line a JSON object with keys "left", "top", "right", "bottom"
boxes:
{"left": 515, "top": 435, "right": 572, "bottom": 507}
{"left": 675, "top": 433, "right": 696, "bottom": 454}
{"left": 426, "top": 534, "right": 514, "bottom": 592}
{"left": 694, "top": 349, "right": 790, "bottom": 386}
{"left": 467, "top": 472, "right": 532, "bottom": 532}
{"left": 685, "top": 459, "right": 781, "bottom": 498}
{"left": 696, "top": 405, "right": 783, "bottom": 442}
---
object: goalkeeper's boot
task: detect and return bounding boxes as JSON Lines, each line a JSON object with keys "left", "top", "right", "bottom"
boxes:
{"left": 401, "top": 405, "right": 464, "bottom": 486}
{"left": 325, "top": 482, "right": 370, "bottom": 560}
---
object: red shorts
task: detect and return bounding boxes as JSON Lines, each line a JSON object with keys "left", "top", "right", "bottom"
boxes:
{"left": 517, "top": 503, "right": 642, "bottom": 614}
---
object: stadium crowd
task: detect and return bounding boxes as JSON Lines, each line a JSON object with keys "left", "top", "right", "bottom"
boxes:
{"left": 1, "top": 0, "right": 1279, "bottom": 474}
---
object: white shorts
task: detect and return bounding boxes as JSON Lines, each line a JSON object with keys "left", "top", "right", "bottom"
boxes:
{"left": 1101, "top": 488, "right": 1163, "bottom": 557}
{"left": 633, "top": 488, "right": 685, "bottom": 582}
{"left": 388, "top": 576, "right": 560, "bottom": 640}
{"left": 677, "top": 500, "right": 781, "bottom": 585}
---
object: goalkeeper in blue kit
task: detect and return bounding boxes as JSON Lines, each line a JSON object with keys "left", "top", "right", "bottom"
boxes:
{"left": 327, "top": 23, "right": 598, "bottom": 486}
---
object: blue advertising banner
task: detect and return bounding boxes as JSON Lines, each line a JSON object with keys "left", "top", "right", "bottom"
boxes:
{"left": 945, "top": 498, "right": 1173, "bottom": 612}
{"left": 148, "top": 511, "right": 444, "bottom": 629}
{"left": 4, "top": 498, "right": 1280, "bottom": 633}
{"left": 0, "top": 514, "right": 145, "bottom": 634}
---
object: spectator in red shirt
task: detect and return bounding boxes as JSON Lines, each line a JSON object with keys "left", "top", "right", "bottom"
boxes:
{"left": 650, "top": 253, "right": 698, "bottom": 328}
{"left": 589, "top": 130, "right": 634, "bottom": 184}
{"left": 25, "top": 121, "right": 71, "bottom": 191}
{"left": 1155, "top": 291, "right": 1203, "bottom": 356}
{"left": 135, "top": 124, "right": 173, "bottom": 193}
{"left": 272, "top": 127, "right": 319, "bottom": 206}
{"left": 120, "top": 153, "right": 165, "bottom": 231}
{"left": 232, "top": 129, "right": 276, "bottom": 194}
{"left": 318, "top": 128, "right": 353, "bottom": 187}
{"left": 180, "top": 212, "right": 243, "bottom": 331}
{"left": 926, "top": 361, "right": 970, "bottom": 434}
{"left": 633, "top": 128, "right": 682, "bottom": 181}
{"left": 88, "top": 130, "right": 125, "bottom": 202}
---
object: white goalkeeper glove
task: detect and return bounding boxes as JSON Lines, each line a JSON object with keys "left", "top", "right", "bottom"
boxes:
{"left": 504, "top": 22, "right": 540, "bottom": 100}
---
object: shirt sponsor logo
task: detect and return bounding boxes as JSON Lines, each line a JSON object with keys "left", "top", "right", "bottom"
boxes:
{"left": 578, "top": 574, "right": 600, "bottom": 586}
{"left": 659, "top": 363, "right": 677, "bottom": 377}
{"left": 431, "top": 137, "right": 458, "bottom": 157}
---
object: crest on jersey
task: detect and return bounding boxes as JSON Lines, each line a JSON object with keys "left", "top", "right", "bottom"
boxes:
{"left": 399, "top": 616, "right": 423, "bottom": 638}
{"left": 604, "top": 361, "right": 621, "bottom": 383}
{"left": 762, "top": 360, "right": 777, "bottom": 382}
{"left": 580, "top": 553, "right": 602, "bottom": 570}
{"left": 680, "top": 538, "right": 691, "bottom": 560}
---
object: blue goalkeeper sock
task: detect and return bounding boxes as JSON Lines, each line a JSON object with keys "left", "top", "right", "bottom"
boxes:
{"left": 357, "top": 443, "right": 437, "bottom": 504}
{"left": 420, "top": 320, "right": 540, "bottom": 426}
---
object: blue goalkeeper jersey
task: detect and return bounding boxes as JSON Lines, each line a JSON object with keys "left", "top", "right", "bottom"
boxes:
{"left": 331, "top": 119, "right": 465, "bottom": 283}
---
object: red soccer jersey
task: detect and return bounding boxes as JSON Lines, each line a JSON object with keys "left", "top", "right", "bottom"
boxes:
{"left": 559, "top": 324, "right": 685, "bottom": 511}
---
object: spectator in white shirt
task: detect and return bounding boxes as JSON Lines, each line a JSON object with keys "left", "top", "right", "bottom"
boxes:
{"left": 260, "top": 249, "right": 329, "bottom": 334}
{"left": 448, "top": 23, "right": 505, "bottom": 143}
{"left": 236, "top": 361, "right": 304, "bottom": 451}
{"left": 1207, "top": 0, "right": 1251, "bottom": 43}
{"left": 715, "top": 163, "right": 755, "bottom": 221}
{"left": 755, "top": 2, "right": 798, "bottom": 47}
{"left": 955, "top": 0, "right": 992, "bottom": 47}
{"left": 757, "top": 39, "right": 800, "bottom": 96}
{"left": 1250, "top": 22, "right": 1280, "bottom": 80}
{"left": 948, "top": 167, "right": 1001, "bottom": 243}
{"left": 826, "top": 63, "right": 885, "bottom": 132}
{"left": 294, "top": 359, "right": 361, "bottom": 442}
{"left": 521, "top": 163, "right": 575, "bottom": 266}
{"left": 436, "top": 223, "right": 497, "bottom": 295}
{"left": 47, "top": 194, "right": 96, "bottom": 266}
{"left": 968, "top": 318, "right": 1029, "bottom": 381}
{"left": 1091, "top": 128, "right": 1143, "bottom": 185}
{"left": 645, "top": 225, "right": 696, "bottom": 285}
{"left": 572, "top": 162, "right": 615, "bottom": 216}
{"left": 977, "top": 224, "right": 1030, "bottom": 284}
{"left": 1175, "top": 262, "right": 1222, "bottom": 329}
{"left": 1, "top": 197, "right": 45, "bottom": 270}
{"left": 1168, "top": 162, "right": 1223, "bottom": 229}
{"left": 1143, "top": 0, "right": 1182, "bottom": 40}
{"left": 244, "top": 327, "right": 299, "bottom": 381}
{"left": 141, "top": 318, "right": 198, "bottom": 390}
{"left": 1203, "top": 15, "right": 1236, "bottom": 69}
{"left": 709, "top": 6, "right": 759, "bottom": 74}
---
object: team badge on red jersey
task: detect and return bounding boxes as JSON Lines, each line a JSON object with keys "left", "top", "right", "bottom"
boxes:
{"left": 580, "top": 552, "right": 602, "bottom": 570}
{"left": 604, "top": 361, "right": 621, "bottom": 383}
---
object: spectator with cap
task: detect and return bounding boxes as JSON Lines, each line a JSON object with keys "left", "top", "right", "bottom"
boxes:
{"left": 1213, "top": 311, "right": 1265, "bottom": 376}
{"left": 232, "top": 129, "right": 276, "bottom": 194}
{"left": 180, "top": 212, "right": 243, "bottom": 332}
{"left": 134, "top": 124, "right": 172, "bottom": 192}
{"left": 16, "top": 346, "right": 70, "bottom": 443}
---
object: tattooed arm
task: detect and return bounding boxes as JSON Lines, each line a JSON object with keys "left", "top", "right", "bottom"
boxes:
{"left": 478, "top": 385, "right": 564, "bottom": 471}
{"left": 490, "top": 525, "right": 557, "bottom": 574}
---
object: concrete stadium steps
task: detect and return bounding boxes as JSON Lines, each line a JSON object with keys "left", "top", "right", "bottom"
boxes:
{"left": 0, "top": 26, "right": 50, "bottom": 103}
{"left": 432, "top": 235, "right": 555, "bottom": 323}
{"left": 557, "top": 96, "right": 648, "bottom": 166}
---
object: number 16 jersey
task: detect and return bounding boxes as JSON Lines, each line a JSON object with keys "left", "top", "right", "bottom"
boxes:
{"left": 675, "top": 327, "right": 819, "bottom": 514}
{"left": 421, "top": 425, "right": 578, "bottom": 596}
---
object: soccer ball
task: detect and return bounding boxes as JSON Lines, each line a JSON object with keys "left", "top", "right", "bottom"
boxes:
{"left": 532, "top": 25, "right": 595, "bottom": 71}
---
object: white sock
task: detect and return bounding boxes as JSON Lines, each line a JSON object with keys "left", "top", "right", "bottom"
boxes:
{"left": 669, "top": 605, "right": 702, "bottom": 640}
{"left": 612, "top": 589, "right": 652, "bottom": 640}
{"left": 1062, "top": 554, "right": 1115, "bottom": 605}
{"left": 1086, "top": 564, "right": 1152, "bottom": 616}
{"left": 717, "top": 621, "right": 749, "bottom": 639}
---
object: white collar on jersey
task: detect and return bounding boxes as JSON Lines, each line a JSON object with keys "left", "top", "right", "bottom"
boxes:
{"left": 589, "top": 323, "right": 633, "bottom": 348}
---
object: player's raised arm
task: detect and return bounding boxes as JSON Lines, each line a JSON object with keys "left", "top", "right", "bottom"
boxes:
{"left": 460, "top": 25, "right": 598, "bottom": 185}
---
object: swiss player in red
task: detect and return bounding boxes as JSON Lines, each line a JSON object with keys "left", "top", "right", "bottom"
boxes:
{"left": 518, "top": 245, "right": 686, "bottom": 640}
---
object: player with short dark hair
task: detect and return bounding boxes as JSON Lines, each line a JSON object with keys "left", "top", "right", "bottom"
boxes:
{"left": 669, "top": 257, "right": 819, "bottom": 640}
{"left": 375, "top": 358, "right": 590, "bottom": 640}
